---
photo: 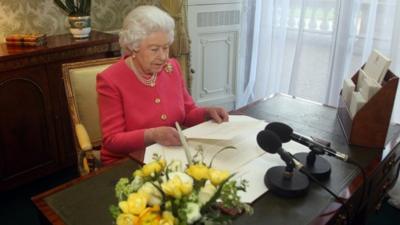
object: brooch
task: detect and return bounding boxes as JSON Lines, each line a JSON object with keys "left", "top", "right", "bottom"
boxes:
{"left": 164, "top": 63, "right": 173, "bottom": 73}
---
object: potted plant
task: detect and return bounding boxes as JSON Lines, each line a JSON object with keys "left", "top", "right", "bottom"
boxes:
{"left": 54, "top": 0, "right": 92, "bottom": 38}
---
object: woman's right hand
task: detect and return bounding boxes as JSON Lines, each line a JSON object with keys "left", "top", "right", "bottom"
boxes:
{"left": 145, "top": 126, "right": 181, "bottom": 146}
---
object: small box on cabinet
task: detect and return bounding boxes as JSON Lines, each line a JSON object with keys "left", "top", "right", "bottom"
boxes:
{"left": 337, "top": 68, "right": 398, "bottom": 148}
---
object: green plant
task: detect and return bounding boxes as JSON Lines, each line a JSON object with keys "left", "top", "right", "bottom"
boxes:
{"left": 54, "top": 0, "right": 91, "bottom": 16}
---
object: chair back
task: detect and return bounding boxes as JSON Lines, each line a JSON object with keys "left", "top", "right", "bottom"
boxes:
{"left": 63, "top": 57, "right": 119, "bottom": 149}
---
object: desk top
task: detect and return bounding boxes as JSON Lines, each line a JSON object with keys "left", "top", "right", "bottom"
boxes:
{"left": 33, "top": 159, "right": 140, "bottom": 225}
{"left": 233, "top": 94, "right": 400, "bottom": 224}
{"left": 32, "top": 94, "right": 400, "bottom": 225}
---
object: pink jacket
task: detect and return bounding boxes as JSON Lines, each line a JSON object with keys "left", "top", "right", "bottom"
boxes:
{"left": 97, "top": 58, "right": 206, "bottom": 165}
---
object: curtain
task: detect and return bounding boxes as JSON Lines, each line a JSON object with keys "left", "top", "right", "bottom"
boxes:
{"left": 160, "top": 0, "right": 192, "bottom": 91}
{"left": 239, "top": 0, "right": 400, "bottom": 123}
{"left": 237, "top": 0, "right": 290, "bottom": 106}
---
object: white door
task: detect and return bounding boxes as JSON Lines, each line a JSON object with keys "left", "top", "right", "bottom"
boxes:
{"left": 187, "top": 0, "right": 242, "bottom": 111}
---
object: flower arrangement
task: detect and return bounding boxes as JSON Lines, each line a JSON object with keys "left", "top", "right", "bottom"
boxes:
{"left": 110, "top": 151, "right": 252, "bottom": 225}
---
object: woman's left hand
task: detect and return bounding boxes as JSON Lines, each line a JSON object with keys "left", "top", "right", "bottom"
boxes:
{"left": 205, "top": 107, "right": 229, "bottom": 123}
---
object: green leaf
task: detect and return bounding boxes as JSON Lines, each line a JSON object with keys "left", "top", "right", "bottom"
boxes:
{"left": 85, "top": 0, "right": 91, "bottom": 15}
{"left": 65, "top": 0, "right": 77, "bottom": 13}
{"left": 201, "top": 173, "right": 235, "bottom": 213}
{"left": 109, "top": 204, "right": 121, "bottom": 219}
{"left": 53, "top": 0, "right": 72, "bottom": 15}
{"left": 208, "top": 146, "right": 236, "bottom": 167}
{"left": 149, "top": 182, "right": 166, "bottom": 209}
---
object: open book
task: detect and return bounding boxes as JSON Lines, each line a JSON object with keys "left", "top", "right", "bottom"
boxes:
{"left": 144, "top": 115, "right": 311, "bottom": 202}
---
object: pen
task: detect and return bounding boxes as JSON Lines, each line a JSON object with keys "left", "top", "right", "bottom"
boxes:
{"left": 175, "top": 122, "right": 193, "bottom": 165}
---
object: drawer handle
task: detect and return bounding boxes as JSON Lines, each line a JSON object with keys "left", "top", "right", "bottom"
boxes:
{"left": 383, "top": 157, "right": 396, "bottom": 174}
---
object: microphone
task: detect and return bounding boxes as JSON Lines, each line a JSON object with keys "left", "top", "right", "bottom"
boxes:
{"left": 265, "top": 122, "right": 349, "bottom": 161}
{"left": 257, "top": 130, "right": 309, "bottom": 197}
{"left": 265, "top": 122, "right": 333, "bottom": 180}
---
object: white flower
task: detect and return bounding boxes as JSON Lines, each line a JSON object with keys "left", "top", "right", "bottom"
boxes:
{"left": 185, "top": 202, "right": 202, "bottom": 224}
{"left": 137, "top": 182, "right": 162, "bottom": 206}
{"left": 131, "top": 175, "right": 144, "bottom": 191}
{"left": 198, "top": 183, "right": 217, "bottom": 205}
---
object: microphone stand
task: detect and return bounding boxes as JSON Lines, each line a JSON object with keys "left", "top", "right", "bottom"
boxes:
{"left": 264, "top": 156, "right": 310, "bottom": 198}
{"left": 294, "top": 144, "right": 331, "bottom": 180}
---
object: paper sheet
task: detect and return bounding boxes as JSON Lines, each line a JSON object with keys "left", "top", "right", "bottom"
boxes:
{"left": 184, "top": 115, "right": 264, "bottom": 140}
{"left": 234, "top": 140, "right": 313, "bottom": 203}
{"left": 144, "top": 115, "right": 267, "bottom": 171}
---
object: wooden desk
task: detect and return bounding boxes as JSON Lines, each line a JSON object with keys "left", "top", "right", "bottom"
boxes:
{"left": 32, "top": 94, "right": 400, "bottom": 225}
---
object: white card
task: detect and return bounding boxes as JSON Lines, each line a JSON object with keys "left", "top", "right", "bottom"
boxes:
{"left": 342, "top": 78, "right": 355, "bottom": 107}
{"left": 363, "top": 50, "right": 391, "bottom": 84}
{"left": 358, "top": 70, "right": 381, "bottom": 101}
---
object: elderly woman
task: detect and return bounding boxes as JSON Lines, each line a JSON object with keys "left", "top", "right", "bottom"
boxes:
{"left": 97, "top": 5, "right": 229, "bottom": 165}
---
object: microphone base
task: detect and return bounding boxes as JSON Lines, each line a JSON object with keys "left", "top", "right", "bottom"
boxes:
{"left": 294, "top": 152, "right": 331, "bottom": 180}
{"left": 264, "top": 166, "right": 310, "bottom": 198}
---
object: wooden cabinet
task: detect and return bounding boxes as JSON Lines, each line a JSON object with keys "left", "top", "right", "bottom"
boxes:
{"left": 0, "top": 31, "right": 120, "bottom": 191}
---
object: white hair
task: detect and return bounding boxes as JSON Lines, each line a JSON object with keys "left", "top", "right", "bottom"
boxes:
{"left": 119, "top": 5, "right": 175, "bottom": 55}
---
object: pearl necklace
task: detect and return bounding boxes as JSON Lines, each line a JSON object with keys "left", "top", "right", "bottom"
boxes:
{"left": 137, "top": 72, "right": 157, "bottom": 87}
{"left": 127, "top": 57, "right": 158, "bottom": 87}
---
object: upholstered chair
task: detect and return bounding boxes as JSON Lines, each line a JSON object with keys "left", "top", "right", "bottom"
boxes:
{"left": 63, "top": 57, "right": 119, "bottom": 175}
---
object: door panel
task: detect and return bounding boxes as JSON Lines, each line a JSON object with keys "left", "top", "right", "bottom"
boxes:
{"left": 0, "top": 66, "right": 57, "bottom": 184}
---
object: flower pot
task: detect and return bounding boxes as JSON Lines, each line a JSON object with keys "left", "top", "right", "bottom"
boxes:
{"left": 68, "top": 16, "right": 91, "bottom": 38}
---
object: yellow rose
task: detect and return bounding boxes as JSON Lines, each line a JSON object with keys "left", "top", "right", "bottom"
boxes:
{"left": 180, "top": 182, "right": 193, "bottom": 195}
{"left": 138, "top": 206, "right": 161, "bottom": 225}
{"left": 118, "top": 201, "right": 129, "bottom": 214}
{"left": 158, "top": 159, "right": 166, "bottom": 169}
{"left": 186, "top": 164, "right": 209, "bottom": 181}
{"left": 159, "top": 211, "right": 175, "bottom": 225}
{"left": 134, "top": 169, "right": 144, "bottom": 177}
{"left": 208, "top": 168, "right": 230, "bottom": 186}
{"left": 161, "top": 176, "right": 183, "bottom": 198}
{"left": 161, "top": 174, "right": 193, "bottom": 199}
{"left": 116, "top": 213, "right": 138, "bottom": 225}
{"left": 119, "top": 193, "right": 148, "bottom": 215}
{"left": 142, "top": 161, "right": 163, "bottom": 177}
{"left": 138, "top": 205, "right": 160, "bottom": 217}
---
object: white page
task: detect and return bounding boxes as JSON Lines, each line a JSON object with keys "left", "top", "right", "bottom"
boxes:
{"left": 234, "top": 141, "right": 311, "bottom": 203}
{"left": 144, "top": 116, "right": 267, "bottom": 171}
{"left": 233, "top": 153, "right": 280, "bottom": 203}
{"left": 187, "top": 122, "right": 267, "bottom": 171}
{"left": 184, "top": 115, "right": 264, "bottom": 140}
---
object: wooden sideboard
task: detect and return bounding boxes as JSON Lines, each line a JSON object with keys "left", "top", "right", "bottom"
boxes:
{"left": 0, "top": 31, "right": 120, "bottom": 191}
